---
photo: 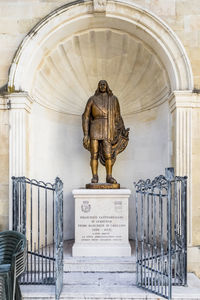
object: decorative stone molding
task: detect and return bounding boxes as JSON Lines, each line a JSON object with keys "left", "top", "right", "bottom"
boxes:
{"left": 93, "top": 0, "right": 107, "bottom": 12}
{"left": 169, "top": 91, "right": 200, "bottom": 112}
{"left": 7, "top": 92, "right": 33, "bottom": 113}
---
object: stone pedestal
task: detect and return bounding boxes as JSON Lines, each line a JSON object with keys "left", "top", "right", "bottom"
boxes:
{"left": 72, "top": 189, "right": 131, "bottom": 257}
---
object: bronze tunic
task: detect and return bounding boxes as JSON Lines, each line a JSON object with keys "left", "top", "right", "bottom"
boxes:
{"left": 82, "top": 93, "right": 112, "bottom": 140}
{"left": 82, "top": 93, "right": 122, "bottom": 142}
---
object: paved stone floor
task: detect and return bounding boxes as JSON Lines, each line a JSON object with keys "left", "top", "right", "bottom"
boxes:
{"left": 21, "top": 273, "right": 200, "bottom": 300}
{"left": 21, "top": 240, "right": 200, "bottom": 300}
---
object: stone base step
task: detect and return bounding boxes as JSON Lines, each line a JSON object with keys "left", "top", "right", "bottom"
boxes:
{"left": 64, "top": 240, "right": 136, "bottom": 272}
{"left": 64, "top": 256, "right": 136, "bottom": 272}
{"left": 21, "top": 273, "right": 200, "bottom": 300}
{"left": 63, "top": 272, "right": 136, "bottom": 285}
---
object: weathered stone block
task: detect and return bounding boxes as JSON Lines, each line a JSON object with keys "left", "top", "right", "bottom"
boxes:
{"left": 0, "top": 154, "right": 9, "bottom": 182}
{"left": 0, "top": 216, "right": 9, "bottom": 231}
{"left": 147, "top": 0, "right": 176, "bottom": 16}
{"left": 0, "top": 199, "right": 9, "bottom": 216}
{"left": 184, "top": 15, "right": 200, "bottom": 33}
{"left": 176, "top": 0, "right": 200, "bottom": 16}
{"left": 0, "top": 184, "right": 9, "bottom": 201}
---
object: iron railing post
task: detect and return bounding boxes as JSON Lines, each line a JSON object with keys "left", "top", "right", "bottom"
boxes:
{"left": 55, "top": 177, "right": 63, "bottom": 300}
{"left": 182, "top": 176, "right": 187, "bottom": 286}
{"left": 135, "top": 189, "right": 138, "bottom": 286}
{"left": 22, "top": 177, "right": 26, "bottom": 236}
{"left": 12, "top": 176, "right": 19, "bottom": 231}
{"left": 165, "top": 168, "right": 174, "bottom": 300}
{"left": 184, "top": 177, "right": 187, "bottom": 286}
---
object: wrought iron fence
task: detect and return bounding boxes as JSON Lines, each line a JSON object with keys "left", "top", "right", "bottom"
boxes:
{"left": 12, "top": 176, "right": 63, "bottom": 300}
{"left": 135, "top": 168, "right": 187, "bottom": 300}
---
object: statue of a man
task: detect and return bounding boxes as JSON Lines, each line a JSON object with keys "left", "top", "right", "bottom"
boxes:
{"left": 82, "top": 80, "right": 129, "bottom": 185}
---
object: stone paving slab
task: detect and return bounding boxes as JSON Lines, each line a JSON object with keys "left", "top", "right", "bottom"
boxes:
{"left": 21, "top": 273, "right": 200, "bottom": 300}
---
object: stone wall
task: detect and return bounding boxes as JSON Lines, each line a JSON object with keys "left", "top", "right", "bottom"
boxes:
{"left": 0, "top": 0, "right": 200, "bottom": 88}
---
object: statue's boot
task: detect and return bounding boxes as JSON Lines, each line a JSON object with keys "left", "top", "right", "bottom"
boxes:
{"left": 91, "top": 175, "right": 99, "bottom": 183}
{"left": 105, "top": 158, "right": 117, "bottom": 184}
{"left": 91, "top": 158, "right": 98, "bottom": 183}
{"left": 106, "top": 175, "right": 117, "bottom": 184}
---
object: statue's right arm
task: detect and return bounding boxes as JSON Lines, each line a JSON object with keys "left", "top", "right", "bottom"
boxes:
{"left": 82, "top": 98, "right": 93, "bottom": 137}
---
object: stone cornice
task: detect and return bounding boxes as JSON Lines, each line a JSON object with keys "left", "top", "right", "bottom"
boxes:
{"left": 168, "top": 91, "right": 200, "bottom": 113}
{"left": 5, "top": 92, "right": 34, "bottom": 113}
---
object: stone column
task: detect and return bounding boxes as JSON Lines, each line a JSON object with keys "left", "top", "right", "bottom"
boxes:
{"left": 169, "top": 91, "right": 200, "bottom": 276}
{"left": 8, "top": 92, "right": 33, "bottom": 227}
{"left": 0, "top": 96, "right": 9, "bottom": 230}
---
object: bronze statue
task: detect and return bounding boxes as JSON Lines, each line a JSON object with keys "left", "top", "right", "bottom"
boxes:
{"left": 82, "top": 80, "right": 129, "bottom": 187}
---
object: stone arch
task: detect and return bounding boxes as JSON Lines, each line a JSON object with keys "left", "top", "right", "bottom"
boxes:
{"left": 8, "top": 0, "right": 193, "bottom": 116}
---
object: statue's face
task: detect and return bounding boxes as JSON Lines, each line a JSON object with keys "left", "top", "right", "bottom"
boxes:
{"left": 99, "top": 80, "right": 107, "bottom": 93}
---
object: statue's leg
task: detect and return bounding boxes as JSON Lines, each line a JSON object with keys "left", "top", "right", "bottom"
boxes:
{"left": 103, "top": 140, "right": 117, "bottom": 184}
{"left": 90, "top": 139, "right": 99, "bottom": 183}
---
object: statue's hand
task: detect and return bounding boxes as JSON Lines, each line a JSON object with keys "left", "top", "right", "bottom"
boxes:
{"left": 122, "top": 128, "right": 130, "bottom": 137}
{"left": 83, "top": 135, "right": 90, "bottom": 150}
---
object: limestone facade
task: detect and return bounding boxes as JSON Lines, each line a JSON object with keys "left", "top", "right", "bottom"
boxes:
{"left": 0, "top": 0, "right": 200, "bottom": 276}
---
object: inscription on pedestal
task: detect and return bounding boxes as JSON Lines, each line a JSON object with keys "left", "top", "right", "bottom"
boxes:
{"left": 79, "top": 215, "right": 126, "bottom": 242}
{"left": 76, "top": 198, "right": 128, "bottom": 244}
{"left": 73, "top": 189, "right": 131, "bottom": 257}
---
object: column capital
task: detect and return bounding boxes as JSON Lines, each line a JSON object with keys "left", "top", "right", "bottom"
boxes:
{"left": 6, "top": 92, "right": 34, "bottom": 113}
{"left": 169, "top": 91, "right": 200, "bottom": 113}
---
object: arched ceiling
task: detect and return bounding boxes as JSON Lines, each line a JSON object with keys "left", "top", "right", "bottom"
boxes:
{"left": 32, "top": 29, "right": 169, "bottom": 115}
{"left": 8, "top": 1, "right": 193, "bottom": 116}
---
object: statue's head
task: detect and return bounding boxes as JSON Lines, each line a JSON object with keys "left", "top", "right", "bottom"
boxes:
{"left": 95, "top": 80, "right": 113, "bottom": 96}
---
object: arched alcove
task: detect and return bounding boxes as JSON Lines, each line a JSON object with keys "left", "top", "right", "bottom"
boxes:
{"left": 8, "top": 0, "right": 193, "bottom": 111}
{"left": 8, "top": 0, "right": 193, "bottom": 240}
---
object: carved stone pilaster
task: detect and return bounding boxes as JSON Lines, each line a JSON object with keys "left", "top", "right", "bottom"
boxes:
{"left": 169, "top": 92, "right": 192, "bottom": 177}
{"left": 8, "top": 92, "right": 33, "bottom": 177}
{"left": 169, "top": 91, "right": 194, "bottom": 245}
{"left": 7, "top": 92, "right": 33, "bottom": 228}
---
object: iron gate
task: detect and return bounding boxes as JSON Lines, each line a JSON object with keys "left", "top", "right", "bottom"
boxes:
{"left": 135, "top": 168, "right": 187, "bottom": 300}
{"left": 12, "top": 176, "right": 63, "bottom": 300}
